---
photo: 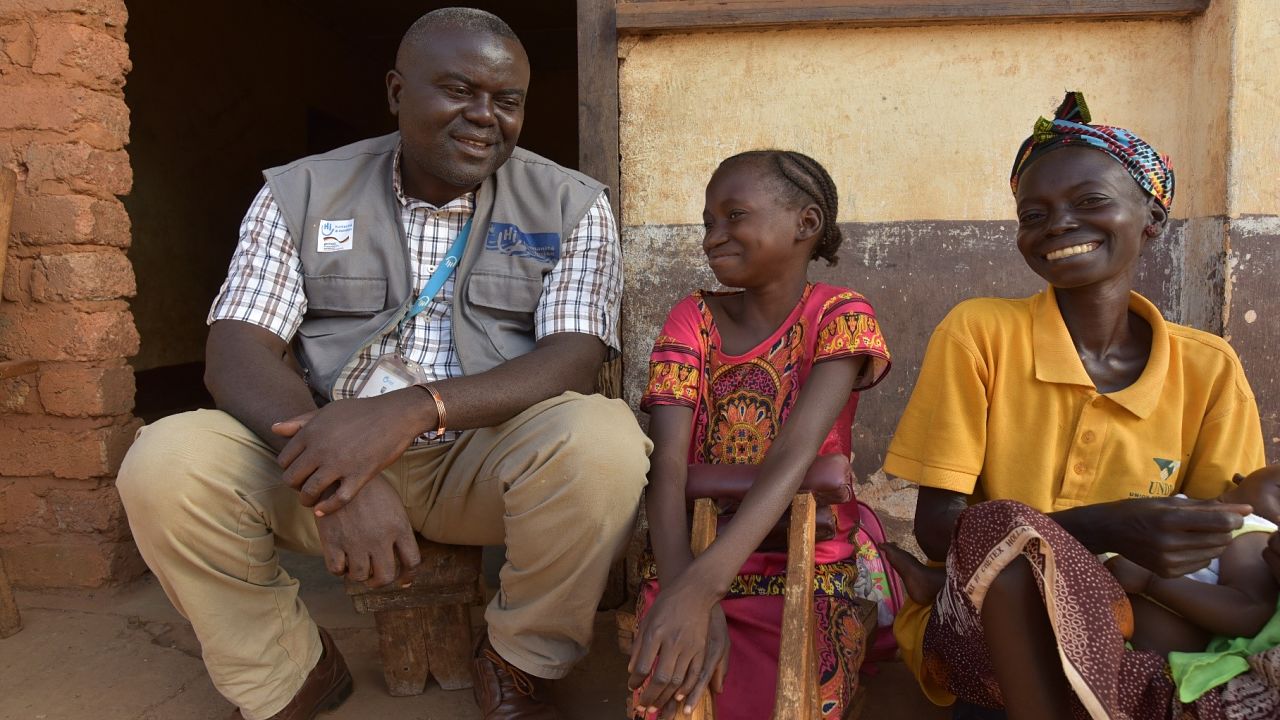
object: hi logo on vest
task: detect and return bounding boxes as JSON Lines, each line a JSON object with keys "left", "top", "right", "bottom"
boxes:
{"left": 317, "top": 218, "right": 355, "bottom": 253}
{"left": 485, "top": 223, "right": 559, "bottom": 263}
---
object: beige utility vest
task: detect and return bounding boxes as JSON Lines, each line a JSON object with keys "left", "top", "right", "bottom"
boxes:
{"left": 264, "top": 133, "right": 606, "bottom": 400}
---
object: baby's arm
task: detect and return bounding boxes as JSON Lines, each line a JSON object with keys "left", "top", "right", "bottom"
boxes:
{"left": 1107, "top": 557, "right": 1208, "bottom": 653}
{"left": 1141, "top": 532, "right": 1278, "bottom": 640}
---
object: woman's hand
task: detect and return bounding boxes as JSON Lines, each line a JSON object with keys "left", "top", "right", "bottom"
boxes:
{"left": 628, "top": 576, "right": 728, "bottom": 717}
{"left": 1059, "top": 497, "right": 1250, "bottom": 577}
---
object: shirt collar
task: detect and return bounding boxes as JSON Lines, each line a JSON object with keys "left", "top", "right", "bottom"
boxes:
{"left": 1031, "top": 287, "right": 1169, "bottom": 419}
{"left": 391, "top": 144, "right": 475, "bottom": 214}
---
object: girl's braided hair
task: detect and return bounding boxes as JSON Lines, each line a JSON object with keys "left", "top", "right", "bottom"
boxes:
{"left": 721, "top": 150, "right": 843, "bottom": 266}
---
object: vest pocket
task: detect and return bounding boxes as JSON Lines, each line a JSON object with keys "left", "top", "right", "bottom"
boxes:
{"left": 302, "top": 275, "right": 387, "bottom": 316}
{"left": 467, "top": 272, "right": 542, "bottom": 315}
{"left": 466, "top": 272, "right": 542, "bottom": 357}
{"left": 294, "top": 316, "right": 347, "bottom": 339}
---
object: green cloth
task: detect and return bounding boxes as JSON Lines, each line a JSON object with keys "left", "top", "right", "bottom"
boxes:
{"left": 1169, "top": 598, "right": 1280, "bottom": 702}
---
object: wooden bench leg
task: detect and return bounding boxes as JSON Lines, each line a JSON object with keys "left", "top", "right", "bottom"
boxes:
{"left": 348, "top": 539, "right": 481, "bottom": 696}
{"left": 372, "top": 602, "right": 476, "bottom": 695}
{"left": 424, "top": 603, "right": 473, "bottom": 690}
{"left": 774, "top": 493, "right": 819, "bottom": 720}
{"left": 688, "top": 498, "right": 720, "bottom": 720}
{"left": 375, "top": 607, "right": 431, "bottom": 696}
{"left": 656, "top": 495, "right": 824, "bottom": 719}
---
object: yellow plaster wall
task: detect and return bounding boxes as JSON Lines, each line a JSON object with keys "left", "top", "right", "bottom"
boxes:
{"left": 619, "top": 20, "right": 1208, "bottom": 225}
{"left": 1230, "top": 0, "right": 1280, "bottom": 216}
{"left": 1187, "top": 0, "right": 1233, "bottom": 219}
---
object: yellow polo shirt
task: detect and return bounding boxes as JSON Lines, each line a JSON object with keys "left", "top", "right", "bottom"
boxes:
{"left": 884, "top": 288, "right": 1265, "bottom": 705}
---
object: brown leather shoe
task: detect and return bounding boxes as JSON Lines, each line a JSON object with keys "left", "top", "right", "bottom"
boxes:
{"left": 472, "top": 634, "right": 562, "bottom": 719}
{"left": 229, "top": 627, "right": 353, "bottom": 720}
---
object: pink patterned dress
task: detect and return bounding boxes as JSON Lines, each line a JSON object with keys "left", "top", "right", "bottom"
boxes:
{"left": 638, "top": 282, "right": 891, "bottom": 718}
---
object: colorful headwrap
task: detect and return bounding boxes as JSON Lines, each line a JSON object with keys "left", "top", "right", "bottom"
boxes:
{"left": 1009, "top": 91, "right": 1174, "bottom": 212}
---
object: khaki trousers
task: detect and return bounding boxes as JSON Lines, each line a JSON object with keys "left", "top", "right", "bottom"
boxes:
{"left": 117, "top": 392, "right": 650, "bottom": 720}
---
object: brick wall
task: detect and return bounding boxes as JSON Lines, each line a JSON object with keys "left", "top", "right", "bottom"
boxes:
{"left": 0, "top": 0, "right": 144, "bottom": 587}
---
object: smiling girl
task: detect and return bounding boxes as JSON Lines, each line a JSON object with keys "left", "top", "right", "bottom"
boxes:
{"left": 627, "top": 150, "right": 891, "bottom": 718}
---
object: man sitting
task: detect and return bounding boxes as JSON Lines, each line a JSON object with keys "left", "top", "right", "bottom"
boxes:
{"left": 116, "top": 8, "right": 650, "bottom": 720}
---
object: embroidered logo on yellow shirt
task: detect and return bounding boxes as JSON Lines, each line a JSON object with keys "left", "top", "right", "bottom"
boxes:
{"left": 1148, "top": 457, "right": 1182, "bottom": 495}
{"left": 1154, "top": 458, "right": 1181, "bottom": 481}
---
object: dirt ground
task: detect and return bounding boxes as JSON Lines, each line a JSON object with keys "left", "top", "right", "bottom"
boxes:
{"left": 0, "top": 551, "right": 948, "bottom": 719}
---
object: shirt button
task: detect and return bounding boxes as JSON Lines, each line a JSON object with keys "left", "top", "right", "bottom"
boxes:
{"left": 1074, "top": 462, "right": 1086, "bottom": 475}
{"left": 427, "top": 265, "right": 437, "bottom": 273}
{"left": 1082, "top": 430, "right": 1096, "bottom": 443}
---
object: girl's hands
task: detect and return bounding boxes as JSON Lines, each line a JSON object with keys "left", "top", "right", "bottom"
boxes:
{"left": 628, "top": 579, "right": 729, "bottom": 717}
{"left": 690, "top": 606, "right": 730, "bottom": 711}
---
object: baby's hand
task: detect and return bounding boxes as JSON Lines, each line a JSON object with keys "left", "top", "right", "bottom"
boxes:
{"left": 1105, "top": 555, "right": 1155, "bottom": 595}
{"left": 1265, "top": 531, "right": 1280, "bottom": 584}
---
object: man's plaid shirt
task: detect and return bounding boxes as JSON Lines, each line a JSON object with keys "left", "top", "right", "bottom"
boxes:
{"left": 209, "top": 149, "right": 622, "bottom": 445}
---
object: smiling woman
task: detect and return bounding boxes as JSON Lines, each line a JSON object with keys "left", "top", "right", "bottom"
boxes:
{"left": 1012, "top": 147, "right": 1163, "bottom": 391}
{"left": 1011, "top": 94, "right": 1173, "bottom": 312}
{"left": 881, "top": 92, "right": 1269, "bottom": 719}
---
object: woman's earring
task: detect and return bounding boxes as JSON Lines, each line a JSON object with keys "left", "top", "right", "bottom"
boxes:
{"left": 1144, "top": 224, "right": 1160, "bottom": 237}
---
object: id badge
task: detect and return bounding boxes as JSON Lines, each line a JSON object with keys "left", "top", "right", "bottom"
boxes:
{"left": 355, "top": 353, "right": 429, "bottom": 398}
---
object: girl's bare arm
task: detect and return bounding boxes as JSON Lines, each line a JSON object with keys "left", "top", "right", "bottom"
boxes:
{"left": 690, "top": 356, "right": 865, "bottom": 597}
{"left": 631, "top": 356, "right": 866, "bottom": 715}
{"left": 629, "top": 404, "right": 720, "bottom": 714}
{"left": 644, "top": 405, "right": 697, "bottom": 585}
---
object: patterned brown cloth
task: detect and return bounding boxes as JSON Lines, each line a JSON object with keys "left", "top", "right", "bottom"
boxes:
{"left": 916, "top": 500, "right": 1280, "bottom": 720}
{"left": 1220, "top": 645, "right": 1280, "bottom": 717}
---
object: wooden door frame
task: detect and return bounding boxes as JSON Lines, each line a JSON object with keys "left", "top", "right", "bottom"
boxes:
{"left": 576, "top": 0, "right": 621, "bottom": 223}
{"left": 613, "top": 0, "right": 1210, "bottom": 32}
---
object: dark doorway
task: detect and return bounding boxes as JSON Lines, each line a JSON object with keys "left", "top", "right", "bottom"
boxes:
{"left": 123, "top": 0, "right": 580, "bottom": 422}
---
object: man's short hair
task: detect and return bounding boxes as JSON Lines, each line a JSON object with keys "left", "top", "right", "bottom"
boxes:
{"left": 401, "top": 7, "right": 519, "bottom": 48}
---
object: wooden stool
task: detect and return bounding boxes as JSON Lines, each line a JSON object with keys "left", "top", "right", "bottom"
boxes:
{"left": 345, "top": 537, "right": 482, "bottom": 696}
{"left": 618, "top": 495, "right": 872, "bottom": 719}
{"left": 688, "top": 494, "right": 822, "bottom": 720}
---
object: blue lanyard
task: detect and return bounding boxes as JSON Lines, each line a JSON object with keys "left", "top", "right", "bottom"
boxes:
{"left": 398, "top": 217, "right": 472, "bottom": 336}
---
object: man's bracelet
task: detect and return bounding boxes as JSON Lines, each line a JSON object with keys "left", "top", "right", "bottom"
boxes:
{"left": 419, "top": 383, "right": 447, "bottom": 437}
